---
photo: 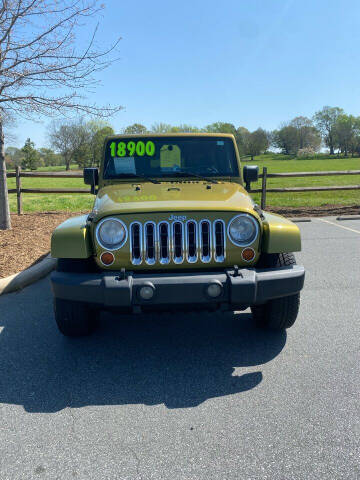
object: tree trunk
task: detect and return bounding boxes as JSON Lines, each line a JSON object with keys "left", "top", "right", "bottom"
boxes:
{"left": 65, "top": 156, "right": 70, "bottom": 171}
{"left": 0, "top": 118, "right": 11, "bottom": 230}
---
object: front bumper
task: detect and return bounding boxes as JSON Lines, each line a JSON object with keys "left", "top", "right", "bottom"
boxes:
{"left": 51, "top": 266, "right": 305, "bottom": 311}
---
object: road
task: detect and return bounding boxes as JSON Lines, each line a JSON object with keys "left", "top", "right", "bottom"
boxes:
{"left": 0, "top": 217, "right": 359, "bottom": 480}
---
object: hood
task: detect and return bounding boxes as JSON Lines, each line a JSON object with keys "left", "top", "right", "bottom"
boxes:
{"left": 92, "top": 181, "right": 257, "bottom": 220}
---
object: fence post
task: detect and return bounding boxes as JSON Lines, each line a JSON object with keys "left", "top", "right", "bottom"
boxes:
{"left": 261, "top": 166, "right": 267, "bottom": 210}
{"left": 15, "top": 166, "right": 22, "bottom": 215}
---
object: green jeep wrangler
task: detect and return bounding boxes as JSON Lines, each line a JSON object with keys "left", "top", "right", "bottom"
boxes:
{"left": 51, "top": 133, "right": 305, "bottom": 336}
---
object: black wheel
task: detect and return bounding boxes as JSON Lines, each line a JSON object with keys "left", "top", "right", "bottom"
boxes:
{"left": 251, "top": 253, "right": 300, "bottom": 331}
{"left": 54, "top": 298, "right": 99, "bottom": 337}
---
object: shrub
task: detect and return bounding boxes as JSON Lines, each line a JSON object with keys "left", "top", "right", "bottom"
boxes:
{"left": 297, "top": 147, "right": 316, "bottom": 159}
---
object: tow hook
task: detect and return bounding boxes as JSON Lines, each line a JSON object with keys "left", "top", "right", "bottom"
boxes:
{"left": 116, "top": 268, "right": 126, "bottom": 281}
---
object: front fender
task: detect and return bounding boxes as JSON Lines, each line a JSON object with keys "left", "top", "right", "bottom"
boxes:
{"left": 51, "top": 215, "right": 93, "bottom": 259}
{"left": 261, "top": 212, "right": 301, "bottom": 253}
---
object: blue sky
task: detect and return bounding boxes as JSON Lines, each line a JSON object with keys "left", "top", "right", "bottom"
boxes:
{"left": 10, "top": 0, "right": 360, "bottom": 148}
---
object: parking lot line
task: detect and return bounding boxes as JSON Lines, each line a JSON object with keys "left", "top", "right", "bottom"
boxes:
{"left": 317, "top": 218, "right": 360, "bottom": 234}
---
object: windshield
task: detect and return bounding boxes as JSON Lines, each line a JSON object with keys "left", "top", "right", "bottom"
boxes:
{"left": 103, "top": 136, "right": 239, "bottom": 180}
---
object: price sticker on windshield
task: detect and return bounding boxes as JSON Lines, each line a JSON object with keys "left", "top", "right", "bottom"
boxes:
{"left": 109, "top": 140, "right": 156, "bottom": 157}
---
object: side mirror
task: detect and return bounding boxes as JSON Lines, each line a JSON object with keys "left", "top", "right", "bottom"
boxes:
{"left": 243, "top": 165, "right": 259, "bottom": 191}
{"left": 83, "top": 168, "right": 98, "bottom": 195}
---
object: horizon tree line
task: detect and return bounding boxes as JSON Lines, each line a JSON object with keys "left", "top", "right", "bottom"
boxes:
{"left": 5, "top": 106, "right": 360, "bottom": 171}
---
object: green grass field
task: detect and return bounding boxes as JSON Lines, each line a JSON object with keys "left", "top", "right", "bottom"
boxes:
{"left": 7, "top": 164, "right": 81, "bottom": 172}
{"left": 244, "top": 154, "right": 360, "bottom": 207}
{"left": 7, "top": 173, "right": 94, "bottom": 213}
{"left": 6, "top": 154, "right": 360, "bottom": 212}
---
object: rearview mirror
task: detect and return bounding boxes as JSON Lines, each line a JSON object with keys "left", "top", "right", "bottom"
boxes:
{"left": 243, "top": 165, "right": 259, "bottom": 191}
{"left": 83, "top": 168, "right": 98, "bottom": 195}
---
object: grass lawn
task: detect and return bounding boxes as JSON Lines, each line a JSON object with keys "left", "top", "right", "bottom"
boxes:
{"left": 7, "top": 173, "right": 94, "bottom": 213}
{"left": 7, "top": 164, "right": 81, "bottom": 172}
{"left": 6, "top": 154, "right": 360, "bottom": 212}
{"left": 244, "top": 154, "right": 360, "bottom": 207}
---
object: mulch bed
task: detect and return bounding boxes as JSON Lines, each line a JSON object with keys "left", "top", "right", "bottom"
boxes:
{"left": 269, "top": 204, "right": 360, "bottom": 217}
{"left": 0, "top": 213, "right": 76, "bottom": 278}
{"left": 1, "top": 204, "right": 359, "bottom": 279}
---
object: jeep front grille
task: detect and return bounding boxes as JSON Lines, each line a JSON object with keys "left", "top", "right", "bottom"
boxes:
{"left": 129, "top": 219, "right": 226, "bottom": 265}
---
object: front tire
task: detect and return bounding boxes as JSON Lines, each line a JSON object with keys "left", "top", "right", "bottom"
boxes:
{"left": 54, "top": 298, "right": 99, "bottom": 337}
{"left": 251, "top": 253, "right": 300, "bottom": 331}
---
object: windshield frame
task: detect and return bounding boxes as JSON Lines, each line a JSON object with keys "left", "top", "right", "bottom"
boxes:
{"left": 101, "top": 134, "right": 240, "bottom": 182}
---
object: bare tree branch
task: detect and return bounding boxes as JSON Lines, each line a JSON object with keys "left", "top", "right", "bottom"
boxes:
{"left": 0, "top": 0, "right": 122, "bottom": 116}
{"left": 0, "top": 0, "right": 123, "bottom": 229}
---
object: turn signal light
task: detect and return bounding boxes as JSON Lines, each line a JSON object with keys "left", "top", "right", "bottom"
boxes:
{"left": 241, "top": 248, "right": 255, "bottom": 262}
{"left": 100, "top": 252, "right": 115, "bottom": 266}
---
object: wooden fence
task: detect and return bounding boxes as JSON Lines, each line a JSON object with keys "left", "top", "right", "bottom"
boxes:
{"left": 7, "top": 166, "right": 360, "bottom": 214}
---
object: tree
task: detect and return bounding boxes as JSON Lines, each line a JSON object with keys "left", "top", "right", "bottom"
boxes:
{"left": 21, "top": 138, "right": 39, "bottom": 170}
{"left": 244, "top": 128, "right": 270, "bottom": 160}
{"left": 5, "top": 146, "right": 22, "bottom": 168}
{"left": 168, "top": 124, "right": 200, "bottom": 133}
{"left": 77, "top": 120, "right": 114, "bottom": 168}
{"left": 204, "top": 122, "right": 237, "bottom": 135}
{"left": 272, "top": 117, "right": 321, "bottom": 155}
{"left": 150, "top": 122, "right": 173, "bottom": 133}
{"left": 333, "top": 114, "right": 360, "bottom": 156}
{"left": 87, "top": 124, "right": 114, "bottom": 167}
{"left": 123, "top": 124, "right": 148, "bottom": 135}
{"left": 147, "top": 123, "right": 201, "bottom": 134}
{"left": 289, "top": 116, "right": 321, "bottom": 153}
{"left": 236, "top": 127, "right": 250, "bottom": 156}
{"left": 48, "top": 120, "right": 88, "bottom": 170}
{"left": 38, "top": 148, "right": 61, "bottom": 167}
{"left": 272, "top": 126, "right": 299, "bottom": 154}
{"left": 313, "top": 106, "right": 344, "bottom": 155}
{"left": 0, "top": 0, "right": 122, "bottom": 230}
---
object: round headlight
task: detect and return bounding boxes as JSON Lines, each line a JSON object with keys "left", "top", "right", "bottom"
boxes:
{"left": 228, "top": 214, "right": 258, "bottom": 246}
{"left": 96, "top": 218, "right": 127, "bottom": 250}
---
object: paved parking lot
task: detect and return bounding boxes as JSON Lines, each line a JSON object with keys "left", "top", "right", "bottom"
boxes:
{"left": 0, "top": 217, "right": 359, "bottom": 479}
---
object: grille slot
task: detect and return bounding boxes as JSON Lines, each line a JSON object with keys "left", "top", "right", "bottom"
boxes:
{"left": 158, "top": 222, "right": 170, "bottom": 264}
{"left": 214, "top": 220, "right": 225, "bottom": 262}
{"left": 130, "top": 222, "right": 142, "bottom": 265}
{"left": 186, "top": 221, "right": 198, "bottom": 263}
{"left": 144, "top": 222, "right": 156, "bottom": 265}
{"left": 200, "top": 220, "right": 211, "bottom": 263}
{"left": 173, "top": 222, "right": 184, "bottom": 263}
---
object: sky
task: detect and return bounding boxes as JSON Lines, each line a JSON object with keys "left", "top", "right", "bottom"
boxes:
{"left": 9, "top": 0, "right": 360, "bottom": 148}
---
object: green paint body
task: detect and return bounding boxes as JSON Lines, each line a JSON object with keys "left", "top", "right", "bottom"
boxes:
{"left": 51, "top": 133, "right": 302, "bottom": 264}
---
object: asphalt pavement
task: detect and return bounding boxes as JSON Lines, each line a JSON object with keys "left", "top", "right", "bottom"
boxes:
{"left": 0, "top": 217, "right": 359, "bottom": 480}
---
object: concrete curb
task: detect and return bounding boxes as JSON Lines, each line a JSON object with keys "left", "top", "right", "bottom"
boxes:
{"left": 336, "top": 216, "right": 360, "bottom": 221}
{"left": 290, "top": 218, "right": 312, "bottom": 223}
{"left": 0, "top": 254, "right": 57, "bottom": 296}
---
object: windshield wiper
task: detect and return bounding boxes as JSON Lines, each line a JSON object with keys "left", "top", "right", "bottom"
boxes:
{"left": 170, "top": 171, "right": 218, "bottom": 184}
{"left": 130, "top": 173, "right": 160, "bottom": 184}
{"left": 110, "top": 173, "right": 160, "bottom": 184}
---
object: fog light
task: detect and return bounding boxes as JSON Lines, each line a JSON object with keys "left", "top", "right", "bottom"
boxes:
{"left": 139, "top": 285, "right": 155, "bottom": 300}
{"left": 100, "top": 251, "right": 114, "bottom": 266}
{"left": 207, "top": 282, "right": 222, "bottom": 298}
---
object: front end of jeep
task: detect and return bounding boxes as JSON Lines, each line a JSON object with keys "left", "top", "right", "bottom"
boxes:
{"left": 50, "top": 133, "right": 305, "bottom": 336}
